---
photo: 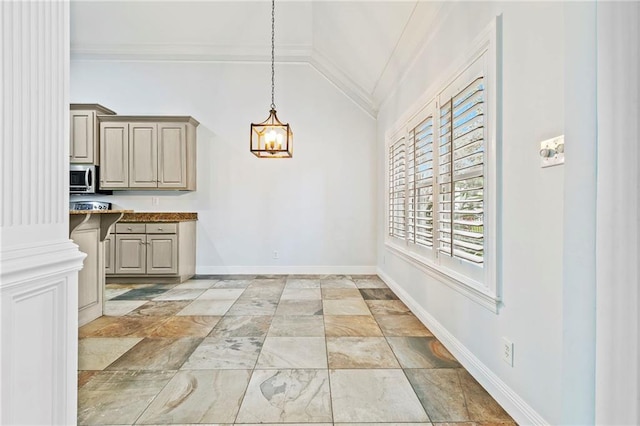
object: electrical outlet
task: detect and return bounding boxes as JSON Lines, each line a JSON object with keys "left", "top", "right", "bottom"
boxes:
{"left": 272, "top": 251, "right": 279, "bottom": 259}
{"left": 151, "top": 197, "right": 160, "bottom": 206}
{"left": 502, "top": 337, "right": 514, "bottom": 367}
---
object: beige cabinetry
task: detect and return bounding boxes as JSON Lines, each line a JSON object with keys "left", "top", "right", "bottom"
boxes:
{"left": 69, "top": 210, "right": 125, "bottom": 326}
{"left": 115, "top": 233, "right": 147, "bottom": 274}
{"left": 70, "top": 104, "right": 116, "bottom": 164}
{"left": 130, "top": 123, "right": 158, "bottom": 188}
{"left": 99, "top": 116, "right": 198, "bottom": 191}
{"left": 104, "top": 233, "right": 115, "bottom": 274}
{"left": 73, "top": 217, "right": 101, "bottom": 322}
{"left": 158, "top": 123, "right": 190, "bottom": 188}
{"left": 100, "top": 122, "right": 129, "bottom": 188}
{"left": 147, "top": 234, "right": 178, "bottom": 274}
{"left": 107, "top": 221, "right": 195, "bottom": 282}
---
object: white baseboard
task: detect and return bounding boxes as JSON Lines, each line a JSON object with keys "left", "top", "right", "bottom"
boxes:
{"left": 196, "top": 265, "right": 377, "bottom": 275}
{"left": 377, "top": 267, "right": 549, "bottom": 426}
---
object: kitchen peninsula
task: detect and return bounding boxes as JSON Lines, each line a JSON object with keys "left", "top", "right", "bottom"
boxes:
{"left": 70, "top": 211, "right": 197, "bottom": 326}
{"left": 70, "top": 209, "right": 131, "bottom": 326}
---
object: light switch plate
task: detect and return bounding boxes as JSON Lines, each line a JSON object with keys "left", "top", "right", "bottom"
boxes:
{"left": 540, "top": 135, "right": 565, "bottom": 168}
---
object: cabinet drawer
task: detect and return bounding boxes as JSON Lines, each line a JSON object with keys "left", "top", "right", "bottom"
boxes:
{"left": 146, "top": 223, "right": 177, "bottom": 234}
{"left": 116, "top": 223, "right": 146, "bottom": 234}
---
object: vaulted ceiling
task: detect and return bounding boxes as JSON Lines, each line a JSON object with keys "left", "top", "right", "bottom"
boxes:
{"left": 71, "top": 1, "right": 447, "bottom": 116}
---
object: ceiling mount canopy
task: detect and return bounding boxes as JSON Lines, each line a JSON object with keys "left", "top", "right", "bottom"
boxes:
{"left": 250, "top": 0, "right": 293, "bottom": 159}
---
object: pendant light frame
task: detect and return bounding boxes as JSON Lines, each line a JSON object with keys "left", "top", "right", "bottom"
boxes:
{"left": 250, "top": 0, "right": 293, "bottom": 158}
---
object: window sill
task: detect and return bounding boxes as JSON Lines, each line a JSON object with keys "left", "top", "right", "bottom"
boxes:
{"left": 384, "top": 241, "right": 501, "bottom": 314}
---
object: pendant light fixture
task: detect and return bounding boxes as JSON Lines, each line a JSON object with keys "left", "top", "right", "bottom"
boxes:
{"left": 250, "top": 0, "right": 293, "bottom": 158}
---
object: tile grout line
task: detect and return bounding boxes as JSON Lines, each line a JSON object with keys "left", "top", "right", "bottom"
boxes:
{"left": 129, "top": 368, "right": 180, "bottom": 425}
{"left": 233, "top": 279, "right": 285, "bottom": 424}
{"left": 456, "top": 366, "right": 474, "bottom": 422}
{"left": 367, "top": 280, "right": 434, "bottom": 424}
{"left": 322, "top": 275, "right": 341, "bottom": 425}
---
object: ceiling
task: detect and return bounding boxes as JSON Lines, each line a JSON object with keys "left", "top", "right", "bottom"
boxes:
{"left": 70, "top": 1, "right": 447, "bottom": 116}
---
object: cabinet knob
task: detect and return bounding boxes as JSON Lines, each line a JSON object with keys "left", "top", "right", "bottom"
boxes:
{"left": 127, "top": 227, "right": 132, "bottom": 230}
{"left": 158, "top": 227, "right": 163, "bottom": 231}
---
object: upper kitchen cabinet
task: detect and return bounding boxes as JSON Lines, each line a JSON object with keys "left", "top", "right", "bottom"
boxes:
{"left": 100, "top": 121, "right": 129, "bottom": 188}
{"left": 70, "top": 104, "right": 116, "bottom": 164}
{"left": 130, "top": 123, "right": 159, "bottom": 188}
{"left": 99, "top": 116, "right": 199, "bottom": 191}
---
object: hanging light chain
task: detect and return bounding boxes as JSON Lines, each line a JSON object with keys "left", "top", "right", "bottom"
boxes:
{"left": 270, "top": 0, "right": 276, "bottom": 110}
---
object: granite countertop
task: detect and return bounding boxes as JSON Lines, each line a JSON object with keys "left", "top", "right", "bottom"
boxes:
{"left": 70, "top": 210, "right": 133, "bottom": 215}
{"left": 119, "top": 212, "right": 198, "bottom": 222}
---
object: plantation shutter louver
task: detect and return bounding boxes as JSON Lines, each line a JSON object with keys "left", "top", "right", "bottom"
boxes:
{"left": 438, "top": 76, "right": 485, "bottom": 264}
{"left": 389, "top": 137, "right": 406, "bottom": 239}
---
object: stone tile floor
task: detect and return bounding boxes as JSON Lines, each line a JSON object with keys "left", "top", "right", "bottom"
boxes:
{"left": 78, "top": 275, "right": 517, "bottom": 425}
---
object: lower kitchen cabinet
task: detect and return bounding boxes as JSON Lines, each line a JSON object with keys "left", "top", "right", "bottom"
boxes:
{"left": 147, "top": 234, "right": 178, "bottom": 274}
{"left": 73, "top": 216, "right": 102, "bottom": 323}
{"left": 104, "top": 233, "right": 115, "bottom": 274}
{"left": 107, "top": 220, "right": 195, "bottom": 282}
{"left": 115, "top": 233, "right": 147, "bottom": 274}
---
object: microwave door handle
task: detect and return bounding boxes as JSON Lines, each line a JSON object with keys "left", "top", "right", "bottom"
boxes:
{"left": 85, "top": 168, "right": 92, "bottom": 187}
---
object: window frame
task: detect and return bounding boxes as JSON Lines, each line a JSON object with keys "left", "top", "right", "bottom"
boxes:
{"left": 384, "top": 17, "right": 500, "bottom": 313}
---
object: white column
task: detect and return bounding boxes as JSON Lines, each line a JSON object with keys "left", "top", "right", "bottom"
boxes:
{"left": 0, "top": 1, "right": 85, "bottom": 424}
{"left": 595, "top": 3, "right": 640, "bottom": 425}
{"left": 562, "top": 2, "right": 597, "bottom": 424}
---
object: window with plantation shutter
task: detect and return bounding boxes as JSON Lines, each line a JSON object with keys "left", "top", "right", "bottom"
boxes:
{"left": 438, "top": 77, "right": 485, "bottom": 264}
{"left": 408, "top": 116, "right": 435, "bottom": 249}
{"left": 388, "top": 137, "right": 406, "bottom": 239}
{"left": 385, "top": 24, "right": 499, "bottom": 311}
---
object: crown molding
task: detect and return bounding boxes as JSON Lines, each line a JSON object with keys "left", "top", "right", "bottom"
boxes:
{"left": 70, "top": 42, "right": 379, "bottom": 118}
{"left": 70, "top": 43, "right": 313, "bottom": 62}
{"left": 373, "top": 1, "right": 454, "bottom": 107}
{"left": 308, "top": 49, "right": 377, "bottom": 118}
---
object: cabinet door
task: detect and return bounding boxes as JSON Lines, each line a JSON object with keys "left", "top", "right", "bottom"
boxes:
{"left": 70, "top": 110, "right": 96, "bottom": 164}
{"left": 115, "top": 234, "right": 146, "bottom": 274}
{"left": 129, "top": 123, "right": 158, "bottom": 188}
{"left": 100, "top": 123, "right": 129, "bottom": 188}
{"left": 158, "top": 123, "right": 188, "bottom": 189}
{"left": 146, "top": 234, "right": 178, "bottom": 274}
{"left": 74, "top": 227, "right": 101, "bottom": 313}
{"left": 104, "top": 233, "right": 115, "bottom": 274}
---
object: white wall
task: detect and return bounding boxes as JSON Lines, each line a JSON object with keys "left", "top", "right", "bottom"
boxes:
{"left": 312, "top": 1, "right": 415, "bottom": 95}
{"left": 70, "top": 61, "right": 377, "bottom": 274}
{"left": 377, "top": 2, "right": 572, "bottom": 424}
{"left": 71, "top": 1, "right": 313, "bottom": 57}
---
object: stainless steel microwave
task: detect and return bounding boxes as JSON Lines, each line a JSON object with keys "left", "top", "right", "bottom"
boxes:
{"left": 70, "top": 164, "right": 99, "bottom": 194}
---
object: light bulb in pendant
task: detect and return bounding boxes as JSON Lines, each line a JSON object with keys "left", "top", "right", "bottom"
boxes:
{"left": 266, "top": 129, "right": 277, "bottom": 150}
